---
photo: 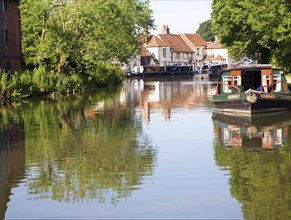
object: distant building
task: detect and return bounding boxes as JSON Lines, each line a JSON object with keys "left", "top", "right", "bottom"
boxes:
{"left": 180, "top": 33, "right": 208, "bottom": 67}
{"left": 205, "top": 36, "right": 233, "bottom": 65}
{"left": 145, "top": 35, "right": 171, "bottom": 66}
{"left": 142, "top": 24, "right": 209, "bottom": 71}
{"left": 0, "top": 0, "right": 22, "bottom": 73}
{"left": 140, "top": 45, "right": 159, "bottom": 66}
{"left": 157, "top": 24, "right": 196, "bottom": 66}
{"left": 127, "top": 25, "right": 232, "bottom": 73}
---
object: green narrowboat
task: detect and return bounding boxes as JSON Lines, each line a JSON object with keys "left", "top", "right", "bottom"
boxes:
{"left": 211, "top": 65, "right": 291, "bottom": 115}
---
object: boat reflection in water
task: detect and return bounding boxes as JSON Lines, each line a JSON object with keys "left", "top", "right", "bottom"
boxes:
{"left": 212, "top": 112, "right": 291, "bottom": 219}
{"left": 212, "top": 112, "right": 291, "bottom": 151}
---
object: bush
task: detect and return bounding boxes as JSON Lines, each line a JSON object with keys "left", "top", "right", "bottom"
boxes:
{"left": 0, "top": 63, "right": 126, "bottom": 103}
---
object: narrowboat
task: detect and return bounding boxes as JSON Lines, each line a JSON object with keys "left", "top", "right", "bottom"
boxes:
{"left": 211, "top": 65, "right": 291, "bottom": 115}
{"left": 129, "top": 65, "right": 194, "bottom": 77}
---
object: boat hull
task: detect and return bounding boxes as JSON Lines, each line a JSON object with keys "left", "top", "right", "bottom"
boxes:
{"left": 212, "top": 92, "right": 291, "bottom": 115}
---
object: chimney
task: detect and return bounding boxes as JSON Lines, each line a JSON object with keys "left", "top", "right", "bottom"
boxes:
{"left": 161, "top": 24, "right": 170, "bottom": 34}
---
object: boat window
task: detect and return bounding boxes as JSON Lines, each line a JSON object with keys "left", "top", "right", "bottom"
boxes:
{"left": 266, "top": 75, "right": 271, "bottom": 85}
{"left": 262, "top": 74, "right": 272, "bottom": 87}
{"left": 232, "top": 75, "right": 241, "bottom": 86}
{"left": 223, "top": 76, "right": 232, "bottom": 93}
{"left": 261, "top": 69, "right": 273, "bottom": 89}
{"left": 273, "top": 75, "right": 281, "bottom": 92}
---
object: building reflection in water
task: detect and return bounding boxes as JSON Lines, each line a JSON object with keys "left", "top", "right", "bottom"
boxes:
{"left": 122, "top": 78, "right": 216, "bottom": 124}
{"left": 0, "top": 121, "right": 25, "bottom": 219}
{"left": 212, "top": 112, "right": 290, "bottom": 151}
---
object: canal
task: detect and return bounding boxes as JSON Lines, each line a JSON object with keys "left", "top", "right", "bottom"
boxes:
{"left": 1, "top": 76, "right": 290, "bottom": 219}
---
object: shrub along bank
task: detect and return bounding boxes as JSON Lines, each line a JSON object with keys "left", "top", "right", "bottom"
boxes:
{"left": 0, "top": 64, "right": 125, "bottom": 104}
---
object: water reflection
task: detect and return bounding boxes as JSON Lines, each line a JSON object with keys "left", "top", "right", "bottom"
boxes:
{"left": 0, "top": 121, "right": 25, "bottom": 220}
{"left": 213, "top": 112, "right": 291, "bottom": 219}
{"left": 212, "top": 112, "right": 291, "bottom": 151}
{"left": 0, "top": 87, "right": 157, "bottom": 217}
{"left": 123, "top": 77, "right": 215, "bottom": 124}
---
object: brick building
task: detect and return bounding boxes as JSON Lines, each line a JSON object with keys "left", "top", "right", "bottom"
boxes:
{"left": 0, "top": 0, "right": 22, "bottom": 73}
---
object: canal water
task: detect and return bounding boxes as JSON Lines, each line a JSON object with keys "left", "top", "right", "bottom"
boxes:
{"left": 1, "top": 76, "right": 290, "bottom": 219}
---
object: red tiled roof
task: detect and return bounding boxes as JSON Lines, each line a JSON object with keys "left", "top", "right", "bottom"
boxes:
{"left": 147, "top": 35, "right": 170, "bottom": 47}
{"left": 215, "top": 54, "right": 226, "bottom": 60}
{"left": 140, "top": 46, "right": 152, "bottom": 57}
{"left": 204, "top": 54, "right": 226, "bottom": 61}
{"left": 207, "top": 40, "right": 223, "bottom": 49}
{"left": 158, "top": 34, "right": 194, "bottom": 52}
{"left": 181, "top": 34, "right": 208, "bottom": 47}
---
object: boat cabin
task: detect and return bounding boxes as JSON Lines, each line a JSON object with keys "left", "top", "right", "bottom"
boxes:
{"left": 216, "top": 65, "right": 287, "bottom": 95}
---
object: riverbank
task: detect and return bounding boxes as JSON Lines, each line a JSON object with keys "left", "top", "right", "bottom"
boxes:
{"left": 0, "top": 64, "right": 125, "bottom": 104}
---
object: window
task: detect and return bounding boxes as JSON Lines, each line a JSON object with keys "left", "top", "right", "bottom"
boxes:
{"left": 177, "top": 52, "right": 180, "bottom": 61}
{"left": 163, "top": 48, "right": 167, "bottom": 58}
{"left": 232, "top": 75, "right": 241, "bottom": 86}
{"left": 273, "top": 75, "right": 281, "bottom": 92}
{"left": 188, "top": 54, "right": 192, "bottom": 62}
{"left": 197, "top": 48, "right": 200, "bottom": 56}
{"left": 266, "top": 75, "right": 271, "bottom": 85}
{"left": 4, "top": 29, "right": 8, "bottom": 44}
{"left": 174, "top": 53, "right": 177, "bottom": 61}
{"left": 262, "top": 69, "right": 273, "bottom": 87}
{"left": 223, "top": 76, "right": 232, "bottom": 93}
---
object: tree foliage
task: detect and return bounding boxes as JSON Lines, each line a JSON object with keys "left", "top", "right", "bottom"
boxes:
{"left": 20, "top": 0, "right": 154, "bottom": 75}
{"left": 211, "top": 0, "right": 291, "bottom": 71}
{"left": 196, "top": 19, "right": 215, "bottom": 42}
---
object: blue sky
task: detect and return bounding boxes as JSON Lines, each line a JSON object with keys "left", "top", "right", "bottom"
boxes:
{"left": 149, "top": 0, "right": 212, "bottom": 35}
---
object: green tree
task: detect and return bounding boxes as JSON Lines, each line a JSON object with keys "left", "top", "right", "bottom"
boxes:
{"left": 196, "top": 19, "right": 215, "bottom": 42}
{"left": 211, "top": 0, "right": 291, "bottom": 71}
{"left": 20, "top": 0, "right": 154, "bottom": 75}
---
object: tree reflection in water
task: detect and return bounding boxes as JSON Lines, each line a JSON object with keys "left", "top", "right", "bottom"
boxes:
{"left": 212, "top": 112, "right": 291, "bottom": 220}
{"left": 0, "top": 87, "right": 156, "bottom": 206}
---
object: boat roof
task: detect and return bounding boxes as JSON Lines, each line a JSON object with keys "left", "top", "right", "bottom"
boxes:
{"left": 224, "top": 64, "right": 282, "bottom": 71}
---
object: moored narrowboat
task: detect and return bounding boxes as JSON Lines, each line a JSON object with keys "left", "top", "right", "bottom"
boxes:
{"left": 211, "top": 65, "right": 291, "bottom": 115}
{"left": 129, "top": 65, "right": 194, "bottom": 77}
